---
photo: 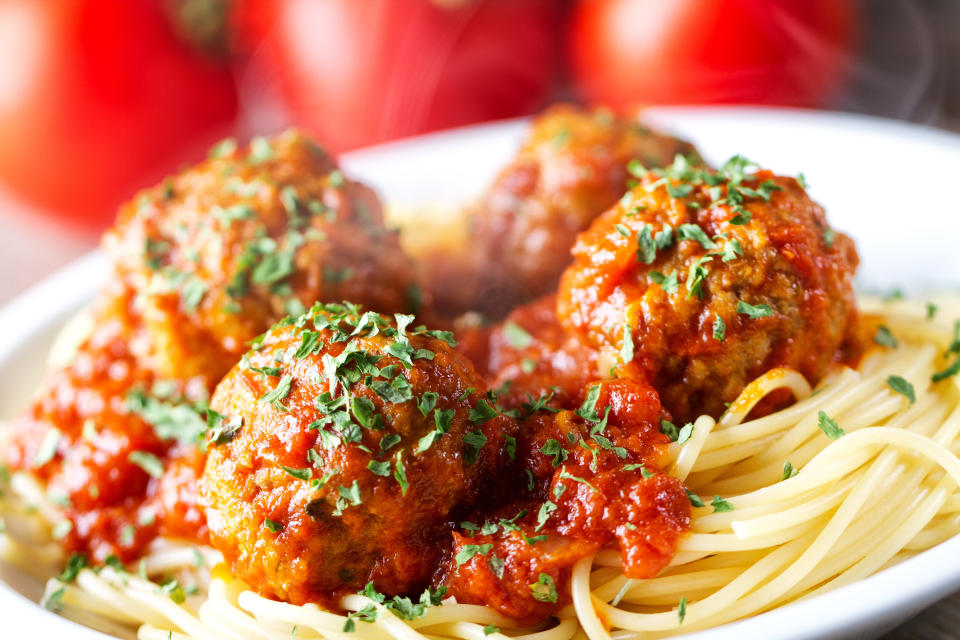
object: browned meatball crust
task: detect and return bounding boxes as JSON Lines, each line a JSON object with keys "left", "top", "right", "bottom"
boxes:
{"left": 103, "top": 130, "right": 422, "bottom": 386}
{"left": 201, "top": 303, "right": 519, "bottom": 606}
{"left": 424, "top": 104, "right": 702, "bottom": 320}
{"left": 557, "top": 156, "right": 859, "bottom": 422}
{"left": 6, "top": 130, "right": 427, "bottom": 563}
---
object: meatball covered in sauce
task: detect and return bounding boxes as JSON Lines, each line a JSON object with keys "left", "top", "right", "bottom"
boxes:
{"left": 558, "top": 156, "right": 859, "bottom": 422}
{"left": 440, "top": 379, "right": 690, "bottom": 623}
{"left": 482, "top": 295, "right": 597, "bottom": 412}
{"left": 104, "top": 130, "right": 422, "bottom": 386}
{"left": 425, "top": 104, "right": 702, "bottom": 319}
{"left": 201, "top": 303, "right": 518, "bottom": 606}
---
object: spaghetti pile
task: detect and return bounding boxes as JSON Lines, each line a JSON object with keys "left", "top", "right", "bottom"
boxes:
{"left": 2, "top": 295, "right": 960, "bottom": 639}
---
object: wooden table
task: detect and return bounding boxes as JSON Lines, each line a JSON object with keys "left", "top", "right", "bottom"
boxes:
{"left": 885, "top": 591, "right": 960, "bottom": 639}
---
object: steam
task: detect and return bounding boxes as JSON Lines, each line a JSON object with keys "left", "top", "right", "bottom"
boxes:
{"left": 834, "top": 0, "right": 943, "bottom": 125}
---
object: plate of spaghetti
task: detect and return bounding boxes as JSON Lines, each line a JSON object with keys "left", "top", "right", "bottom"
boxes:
{"left": 2, "top": 106, "right": 960, "bottom": 640}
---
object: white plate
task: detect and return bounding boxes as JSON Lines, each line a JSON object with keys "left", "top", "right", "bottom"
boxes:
{"left": 2, "top": 107, "right": 959, "bottom": 639}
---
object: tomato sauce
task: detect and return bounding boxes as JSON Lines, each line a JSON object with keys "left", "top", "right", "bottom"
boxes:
{"left": 3, "top": 288, "right": 209, "bottom": 562}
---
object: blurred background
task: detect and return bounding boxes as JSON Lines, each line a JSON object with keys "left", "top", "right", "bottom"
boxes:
{"left": 0, "top": 0, "right": 959, "bottom": 306}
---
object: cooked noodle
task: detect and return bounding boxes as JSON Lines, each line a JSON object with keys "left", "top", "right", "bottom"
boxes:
{"left": 3, "top": 295, "right": 960, "bottom": 639}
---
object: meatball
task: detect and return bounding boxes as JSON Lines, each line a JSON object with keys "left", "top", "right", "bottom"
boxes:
{"left": 441, "top": 379, "right": 690, "bottom": 623}
{"left": 424, "top": 104, "right": 702, "bottom": 319}
{"left": 558, "top": 156, "right": 859, "bottom": 422}
{"left": 483, "top": 295, "right": 597, "bottom": 412}
{"left": 103, "top": 129, "right": 422, "bottom": 386}
{"left": 201, "top": 304, "right": 519, "bottom": 606}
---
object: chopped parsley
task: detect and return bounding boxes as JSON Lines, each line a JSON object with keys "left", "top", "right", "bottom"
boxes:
{"left": 351, "top": 397, "right": 377, "bottom": 429}
{"left": 649, "top": 270, "right": 679, "bottom": 295}
{"left": 503, "top": 322, "right": 533, "bottom": 349}
{"left": 43, "top": 586, "right": 66, "bottom": 613}
{"left": 469, "top": 399, "right": 498, "bottom": 425}
{"left": 685, "top": 489, "right": 705, "bottom": 508}
{"left": 128, "top": 451, "right": 164, "bottom": 478}
{"left": 660, "top": 419, "right": 680, "bottom": 441}
{"left": 530, "top": 574, "right": 557, "bottom": 603}
{"left": 295, "top": 331, "right": 323, "bottom": 359}
{"left": 823, "top": 228, "right": 836, "bottom": 248}
{"left": 58, "top": 554, "right": 88, "bottom": 582}
{"left": 737, "top": 301, "right": 773, "bottom": 319}
{"left": 32, "top": 429, "right": 61, "bottom": 467}
{"left": 379, "top": 433, "right": 401, "bottom": 453}
{"left": 333, "top": 481, "right": 363, "bottom": 516}
{"left": 181, "top": 278, "right": 206, "bottom": 312}
{"left": 367, "top": 460, "right": 391, "bottom": 477}
{"left": 259, "top": 374, "right": 293, "bottom": 410}
{"left": 535, "top": 500, "right": 557, "bottom": 531}
{"left": 393, "top": 454, "right": 409, "bottom": 495}
{"left": 635, "top": 224, "right": 657, "bottom": 264}
{"left": 128, "top": 390, "right": 208, "bottom": 445}
{"left": 206, "top": 409, "right": 243, "bottom": 445}
{"left": 817, "top": 411, "right": 845, "bottom": 439}
{"left": 711, "top": 495, "right": 733, "bottom": 513}
{"left": 209, "top": 137, "right": 238, "bottom": 159}
{"left": 933, "top": 358, "right": 960, "bottom": 383}
{"left": 540, "top": 439, "right": 568, "bottom": 467}
{"left": 886, "top": 375, "right": 915, "bottom": 404}
{"left": 713, "top": 314, "right": 726, "bottom": 342}
{"left": 417, "top": 392, "right": 438, "bottom": 417}
{"left": 559, "top": 469, "right": 598, "bottom": 493}
{"left": 620, "top": 323, "right": 634, "bottom": 363}
{"left": 463, "top": 430, "right": 488, "bottom": 463}
{"left": 781, "top": 461, "right": 799, "bottom": 481}
{"left": 873, "top": 326, "right": 898, "bottom": 348}
{"left": 249, "top": 136, "right": 274, "bottom": 163}
{"left": 455, "top": 543, "right": 493, "bottom": 567}
{"left": 686, "top": 255, "right": 713, "bottom": 299}
{"left": 676, "top": 224, "right": 717, "bottom": 250}
{"left": 264, "top": 518, "right": 282, "bottom": 533}
{"left": 281, "top": 465, "right": 311, "bottom": 481}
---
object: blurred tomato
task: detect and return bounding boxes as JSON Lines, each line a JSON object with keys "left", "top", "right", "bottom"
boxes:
{"left": 238, "top": 0, "right": 561, "bottom": 151}
{"left": 0, "top": 0, "right": 238, "bottom": 228}
{"left": 569, "top": 0, "right": 859, "bottom": 109}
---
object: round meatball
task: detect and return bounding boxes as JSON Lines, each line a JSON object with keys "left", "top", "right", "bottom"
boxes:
{"left": 201, "top": 304, "right": 519, "bottom": 606}
{"left": 103, "top": 129, "right": 422, "bottom": 386}
{"left": 424, "top": 104, "right": 703, "bottom": 319}
{"left": 557, "top": 156, "right": 859, "bottom": 422}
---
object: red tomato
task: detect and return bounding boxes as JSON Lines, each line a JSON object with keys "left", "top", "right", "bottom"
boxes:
{"left": 237, "top": 0, "right": 561, "bottom": 151}
{"left": 569, "top": 0, "right": 859, "bottom": 109}
{"left": 0, "top": 1, "right": 238, "bottom": 229}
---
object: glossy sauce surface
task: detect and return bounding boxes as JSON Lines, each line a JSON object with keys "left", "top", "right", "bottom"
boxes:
{"left": 557, "top": 160, "right": 859, "bottom": 421}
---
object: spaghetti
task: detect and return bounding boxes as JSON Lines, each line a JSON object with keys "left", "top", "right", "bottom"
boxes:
{"left": 3, "top": 295, "right": 960, "bottom": 639}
